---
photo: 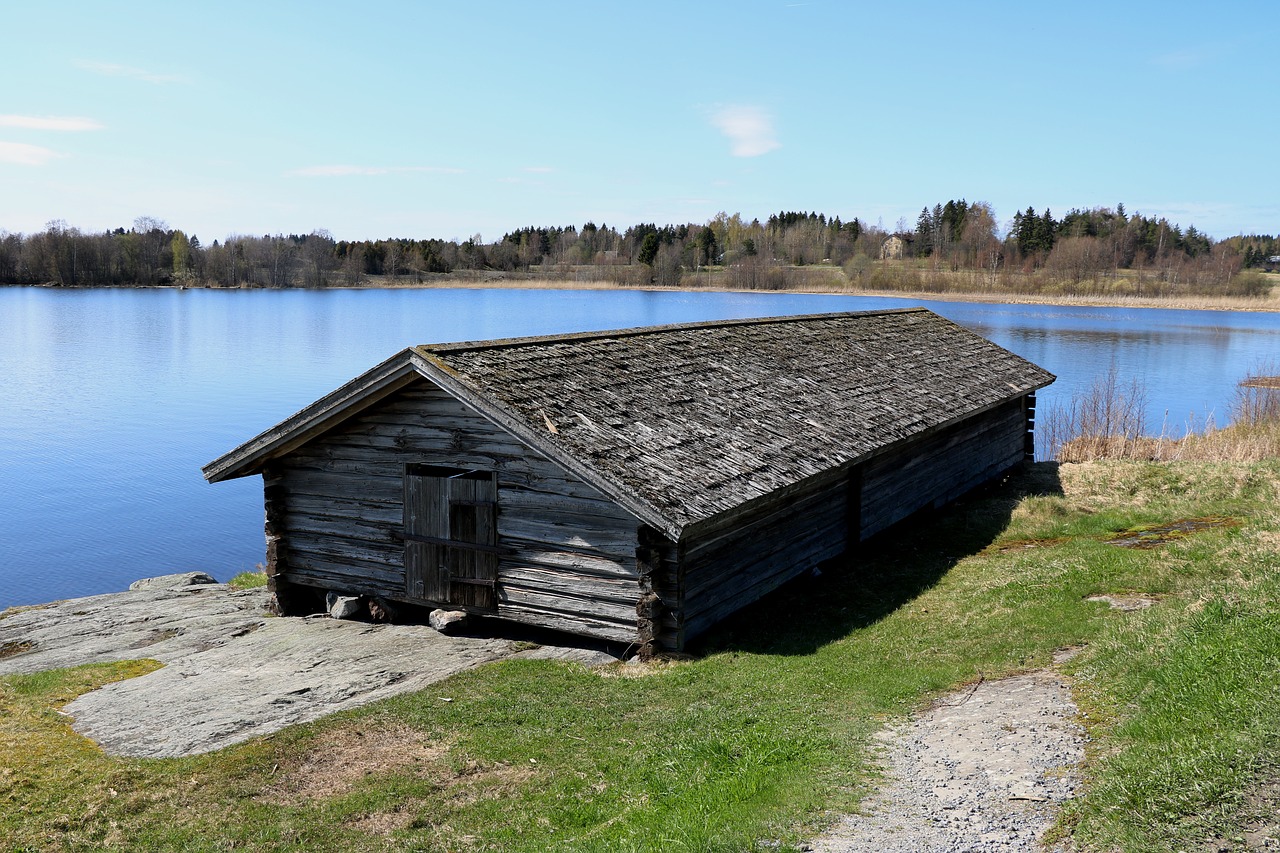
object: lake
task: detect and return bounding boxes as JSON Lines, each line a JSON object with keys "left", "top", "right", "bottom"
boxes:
{"left": 3, "top": 286, "right": 1278, "bottom": 609}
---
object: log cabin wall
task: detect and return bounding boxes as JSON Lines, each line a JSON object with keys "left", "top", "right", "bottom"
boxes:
{"left": 676, "top": 474, "right": 851, "bottom": 645}
{"left": 672, "top": 397, "right": 1027, "bottom": 648}
{"left": 858, "top": 397, "right": 1029, "bottom": 540}
{"left": 274, "top": 381, "right": 645, "bottom": 643}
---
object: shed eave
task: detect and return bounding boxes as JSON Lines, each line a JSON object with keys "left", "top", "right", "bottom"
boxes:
{"left": 677, "top": 377, "right": 1054, "bottom": 543}
{"left": 201, "top": 350, "right": 422, "bottom": 483}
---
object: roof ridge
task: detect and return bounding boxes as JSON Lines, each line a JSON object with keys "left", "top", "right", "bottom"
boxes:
{"left": 417, "top": 307, "right": 928, "bottom": 354}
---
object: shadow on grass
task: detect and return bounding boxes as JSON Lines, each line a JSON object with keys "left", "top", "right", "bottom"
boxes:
{"left": 692, "top": 461, "right": 1065, "bottom": 658}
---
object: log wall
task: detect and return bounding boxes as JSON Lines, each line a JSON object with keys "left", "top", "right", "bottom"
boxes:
{"left": 858, "top": 397, "right": 1029, "bottom": 539}
{"left": 274, "top": 381, "right": 644, "bottom": 642}
{"left": 677, "top": 473, "right": 851, "bottom": 644}
{"left": 673, "top": 397, "right": 1030, "bottom": 647}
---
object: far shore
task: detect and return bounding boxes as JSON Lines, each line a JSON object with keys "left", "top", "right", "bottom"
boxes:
{"left": 340, "top": 275, "right": 1280, "bottom": 314}
{"left": 17, "top": 276, "right": 1280, "bottom": 313}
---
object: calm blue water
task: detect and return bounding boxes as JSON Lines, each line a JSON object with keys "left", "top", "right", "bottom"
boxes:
{"left": 3, "top": 286, "right": 1278, "bottom": 608}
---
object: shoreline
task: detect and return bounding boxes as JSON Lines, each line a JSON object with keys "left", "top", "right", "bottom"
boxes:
{"left": 12, "top": 278, "right": 1280, "bottom": 313}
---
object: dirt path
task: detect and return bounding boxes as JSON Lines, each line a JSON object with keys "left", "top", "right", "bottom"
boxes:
{"left": 810, "top": 669, "right": 1085, "bottom": 853}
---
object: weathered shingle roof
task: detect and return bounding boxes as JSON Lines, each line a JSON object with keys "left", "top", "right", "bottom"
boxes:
{"left": 416, "top": 308, "right": 1053, "bottom": 532}
{"left": 205, "top": 308, "right": 1053, "bottom": 540}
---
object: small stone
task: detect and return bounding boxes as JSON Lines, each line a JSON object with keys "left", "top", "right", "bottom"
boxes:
{"left": 366, "top": 596, "right": 398, "bottom": 623}
{"left": 325, "top": 592, "right": 363, "bottom": 620}
{"left": 129, "top": 572, "right": 218, "bottom": 590}
{"left": 429, "top": 609, "right": 470, "bottom": 634}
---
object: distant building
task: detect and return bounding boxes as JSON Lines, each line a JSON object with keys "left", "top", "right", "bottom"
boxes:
{"left": 880, "top": 235, "right": 906, "bottom": 260}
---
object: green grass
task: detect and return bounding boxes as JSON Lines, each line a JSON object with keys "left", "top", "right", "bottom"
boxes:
{"left": 227, "top": 568, "right": 268, "bottom": 590}
{"left": 2, "top": 460, "right": 1278, "bottom": 851}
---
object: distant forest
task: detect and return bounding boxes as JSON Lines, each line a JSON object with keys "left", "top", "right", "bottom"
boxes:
{"left": 2, "top": 204, "right": 1277, "bottom": 297}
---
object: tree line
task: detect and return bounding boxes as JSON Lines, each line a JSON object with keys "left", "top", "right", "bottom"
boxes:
{"left": 1, "top": 206, "right": 1276, "bottom": 295}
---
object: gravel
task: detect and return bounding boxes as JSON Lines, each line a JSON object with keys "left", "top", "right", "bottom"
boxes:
{"left": 809, "top": 670, "right": 1085, "bottom": 853}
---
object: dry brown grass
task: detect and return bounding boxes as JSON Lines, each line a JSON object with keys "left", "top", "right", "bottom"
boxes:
{"left": 343, "top": 268, "right": 1280, "bottom": 313}
{"left": 260, "top": 719, "right": 450, "bottom": 803}
{"left": 259, "top": 715, "right": 537, "bottom": 843}
{"left": 1050, "top": 368, "right": 1280, "bottom": 463}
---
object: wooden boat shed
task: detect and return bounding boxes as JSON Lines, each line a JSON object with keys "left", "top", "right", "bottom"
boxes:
{"left": 204, "top": 309, "right": 1054, "bottom": 653}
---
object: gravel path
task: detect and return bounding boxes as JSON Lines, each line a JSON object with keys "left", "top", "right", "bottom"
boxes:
{"left": 810, "top": 669, "right": 1085, "bottom": 853}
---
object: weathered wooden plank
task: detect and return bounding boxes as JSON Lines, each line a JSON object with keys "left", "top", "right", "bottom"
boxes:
{"left": 496, "top": 604, "right": 638, "bottom": 644}
{"left": 285, "top": 444, "right": 611, "bottom": 502}
{"left": 683, "top": 511, "right": 845, "bottom": 604}
{"left": 861, "top": 405, "right": 1021, "bottom": 483}
{"left": 288, "top": 423, "right": 523, "bottom": 457}
{"left": 285, "top": 506, "right": 399, "bottom": 533}
{"left": 862, "top": 436, "right": 1022, "bottom": 511}
{"left": 684, "top": 481, "right": 847, "bottom": 560}
{"left": 863, "top": 406, "right": 1023, "bottom": 482}
{"left": 499, "top": 564, "right": 639, "bottom": 604}
{"left": 281, "top": 468, "right": 403, "bottom": 499}
{"left": 855, "top": 407, "right": 1024, "bottom": 532}
{"left": 286, "top": 494, "right": 403, "bottom": 524}
{"left": 497, "top": 488, "right": 637, "bottom": 523}
{"left": 286, "top": 566, "right": 403, "bottom": 599}
{"left": 497, "top": 517, "right": 637, "bottom": 558}
{"left": 682, "top": 479, "right": 848, "bottom": 561}
{"left": 288, "top": 531, "right": 402, "bottom": 568}
{"left": 859, "top": 409, "right": 1026, "bottom": 538}
{"left": 501, "top": 547, "right": 636, "bottom": 579}
{"left": 286, "top": 551, "right": 405, "bottom": 588}
{"left": 497, "top": 584, "right": 639, "bottom": 626}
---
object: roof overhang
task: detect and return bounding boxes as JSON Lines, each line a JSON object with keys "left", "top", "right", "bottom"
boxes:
{"left": 201, "top": 347, "right": 684, "bottom": 540}
{"left": 201, "top": 349, "right": 422, "bottom": 484}
{"left": 678, "top": 375, "right": 1053, "bottom": 542}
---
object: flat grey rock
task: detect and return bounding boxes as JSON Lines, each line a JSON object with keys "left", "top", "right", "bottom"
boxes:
{"left": 65, "top": 618, "right": 513, "bottom": 757}
{"left": 129, "top": 571, "right": 218, "bottom": 590}
{"left": 1, "top": 579, "right": 616, "bottom": 758}
{"left": 0, "top": 583, "right": 271, "bottom": 675}
{"left": 511, "top": 645, "right": 621, "bottom": 668}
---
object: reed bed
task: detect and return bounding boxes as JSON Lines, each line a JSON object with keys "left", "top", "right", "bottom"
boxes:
{"left": 1049, "top": 367, "right": 1280, "bottom": 462}
{"left": 353, "top": 268, "right": 1280, "bottom": 313}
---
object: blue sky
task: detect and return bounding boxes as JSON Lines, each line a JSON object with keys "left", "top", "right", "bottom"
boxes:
{"left": 3, "top": 1, "right": 1276, "bottom": 243}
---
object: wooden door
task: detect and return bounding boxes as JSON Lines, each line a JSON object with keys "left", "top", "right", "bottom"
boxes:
{"left": 404, "top": 465, "right": 498, "bottom": 611}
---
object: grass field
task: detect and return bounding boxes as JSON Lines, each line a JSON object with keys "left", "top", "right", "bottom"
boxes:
{"left": 3, "top": 459, "right": 1279, "bottom": 851}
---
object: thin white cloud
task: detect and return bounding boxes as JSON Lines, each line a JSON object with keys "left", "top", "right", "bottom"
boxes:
{"left": 75, "top": 60, "right": 185, "bottom": 84}
{"left": 0, "top": 141, "right": 63, "bottom": 166}
{"left": 287, "top": 165, "right": 464, "bottom": 177}
{"left": 710, "top": 105, "right": 780, "bottom": 157}
{"left": 1151, "top": 44, "right": 1221, "bottom": 70}
{"left": 0, "top": 114, "right": 104, "bottom": 131}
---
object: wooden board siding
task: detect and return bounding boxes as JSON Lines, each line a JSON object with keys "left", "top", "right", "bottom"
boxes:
{"left": 677, "top": 476, "right": 851, "bottom": 644}
{"left": 859, "top": 397, "right": 1028, "bottom": 540}
{"left": 674, "top": 397, "right": 1030, "bottom": 647}
{"left": 274, "top": 381, "right": 644, "bottom": 642}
